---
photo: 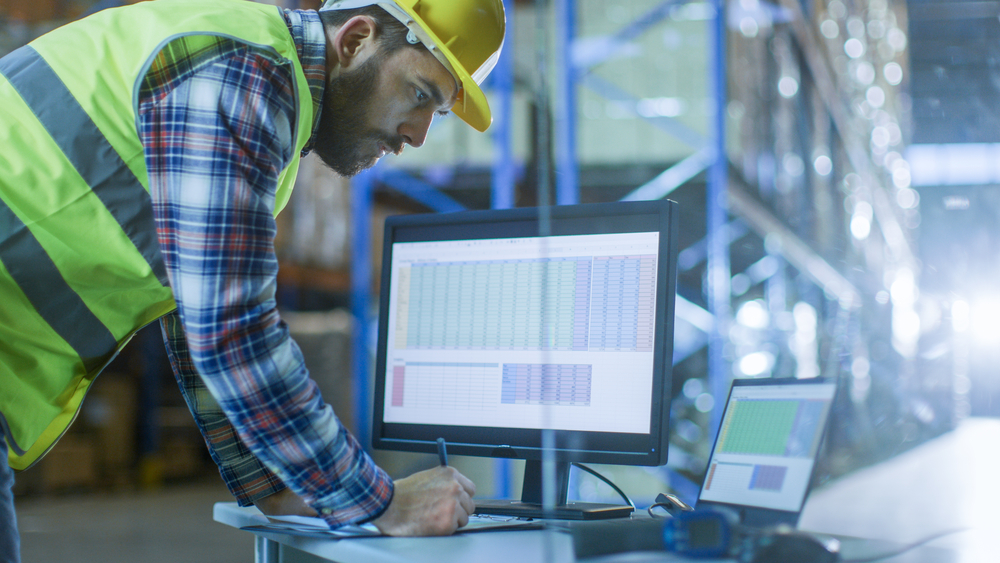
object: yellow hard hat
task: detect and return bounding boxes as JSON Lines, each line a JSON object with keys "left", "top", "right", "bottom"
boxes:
{"left": 321, "top": 0, "right": 506, "bottom": 132}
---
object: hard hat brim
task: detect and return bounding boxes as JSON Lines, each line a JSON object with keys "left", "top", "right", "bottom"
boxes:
{"left": 391, "top": 3, "right": 494, "bottom": 132}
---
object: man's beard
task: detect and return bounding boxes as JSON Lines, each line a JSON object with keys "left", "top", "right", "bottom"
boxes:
{"left": 312, "top": 54, "right": 405, "bottom": 177}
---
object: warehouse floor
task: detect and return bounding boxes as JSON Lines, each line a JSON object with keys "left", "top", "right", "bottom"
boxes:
{"left": 15, "top": 479, "right": 250, "bottom": 563}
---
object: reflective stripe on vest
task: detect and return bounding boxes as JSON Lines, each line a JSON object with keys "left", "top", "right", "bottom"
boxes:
{"left": 0, "top": 46, "right": 168, "bottom": 289}
{"left": 0, "top": 0, "right": 313, "bottom": 470}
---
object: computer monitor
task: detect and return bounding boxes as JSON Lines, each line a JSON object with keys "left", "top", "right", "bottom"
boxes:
{"left": 696, "top": 377, "right": 838, "bottom": 527}
{"left": 371, "top": 200, "right": 679, "bottom": 520}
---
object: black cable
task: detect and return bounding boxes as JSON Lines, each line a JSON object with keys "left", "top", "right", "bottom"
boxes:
{"left": 571, "top": 462, "right": 635, "bottom": 509}
{"left": 840, "top": 528, "right": 969, "bottom": 563}
{"left": 647, "top": 503, "right": 670, "bottom": 518}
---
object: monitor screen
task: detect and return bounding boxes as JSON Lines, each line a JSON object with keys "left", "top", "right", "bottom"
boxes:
{"left": 371, "top": 201, "right": 679, "bottom": 515}
{"left": 698, "top": 378, "right": 837, "bottom": 515}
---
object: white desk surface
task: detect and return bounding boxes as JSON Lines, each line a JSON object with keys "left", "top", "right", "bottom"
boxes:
{"left": 214, "top": 418, "right": 1000, "bottom": 562}
{"left": 214, "top": 502, "right": 598, "bottom": 563}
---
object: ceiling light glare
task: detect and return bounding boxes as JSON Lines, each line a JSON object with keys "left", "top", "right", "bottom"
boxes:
{"left": 971, "top": 299, "right": 1000, "bottom": 347}
{"left": 892, "top": 167, "right": 912, "bottom": 190}
{"left": 682, "top": 378, "right": 704, "bottom": 399}
{"left": 850, "top": 214, "right": 871, "bottom": 240}
{"left": 738, "top": 351, "right": 774, "bottom": 377}
{"left": 814, "top": 155, "right": 833, "bottom": 176}
{"left": 782, "top": 152, "right": 805, "bottom": 176}
{"left": 952, "top": 300, "right": 969, "bottom": 332}
{"left": 846, "top": 17, "right": 866, "bottom": 38}
{"left": 844, "top": 37, "right": 865, "bottom": 58}
{"left": 820, "top": 19, "right": 839, "bottom": 39}
{"left": 851, "top": 356, "right": 870, "bottom": 378}
{"left": 855, "top": 61, "right": 876, "bottom": 85}
{"left": 778, "top": 76, "right": 799, "bottom": 98}
{"left": 887, "top": 28, "right": 907, "bottom": 51}
{"left": 854, "top": 200, "right": 874, "bottom": 221}
{"left": 896, "top": 187, "right": 918, "bottom": 208}
{"left": 871, "top": 126, "right": 890, "bottom": 148}
{"left": 736, "top": 299, "right": 770, "bottom": 329}
{"left": 828, "top": 0, "right": 846, "bottom": 19}
{"left": 866, "top": 86, "right": 886, "bottom": 108}
{"left": 867, "top": 19, "right": 886, "bottom": 39}
{"left": 695, "top": 393, "right": 715, "bottom": 413}
{"left": 884, "top": 62, "right": 903, "bottom": 85}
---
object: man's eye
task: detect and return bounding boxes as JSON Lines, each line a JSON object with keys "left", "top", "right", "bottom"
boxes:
{"left": 416, "top": 89, "right": 429, "bottom": 103}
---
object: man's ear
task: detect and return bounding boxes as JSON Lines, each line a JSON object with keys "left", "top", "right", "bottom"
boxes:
{"left": 332, "top": 15, "right": 378, "bottom": 70}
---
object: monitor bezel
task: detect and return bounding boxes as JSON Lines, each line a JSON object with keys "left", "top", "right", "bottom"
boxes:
{"left": 371, "top": 200, "right": 679, "bottom": 467}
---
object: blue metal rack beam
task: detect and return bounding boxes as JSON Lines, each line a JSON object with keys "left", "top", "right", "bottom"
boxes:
{"left": 491, "top": 0, "right": 517, "bottom": 497}
{"left": 706, "top": 0, "right": 731, "bottom": 440}
{"left": 350, "top": 168, "right": 375, "bottom": 444}
{"left": 621, "top": 145, "right": 716, "bottom": 202}
{"left": 376, "top": 168, "right": 467, "bottom": 213}
{"left": 554, "top": 0, "right": 578, "bottom": 205}
{"left": 491, "top": 0, "right": 517, "bottom": 210}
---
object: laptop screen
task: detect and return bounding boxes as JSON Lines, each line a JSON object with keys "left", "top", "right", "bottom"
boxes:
{"left": 698, "top": 378, "right": 836, "bottom": 514}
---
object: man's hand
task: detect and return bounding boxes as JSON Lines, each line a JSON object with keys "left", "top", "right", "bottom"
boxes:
{"left": 372, "top": 466, "right": 476, "bottom": 536}
{"left": 253, "top": 487, "right": 319, "bottom": 517}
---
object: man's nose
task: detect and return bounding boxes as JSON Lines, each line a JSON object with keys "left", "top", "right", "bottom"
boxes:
{"left": 399, "top": 111, "right": 434, "bottom": 148}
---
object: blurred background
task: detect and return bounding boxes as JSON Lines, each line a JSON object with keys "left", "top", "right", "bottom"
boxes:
{"left": 4, "top": 0, "right": 999, "bottom": 560}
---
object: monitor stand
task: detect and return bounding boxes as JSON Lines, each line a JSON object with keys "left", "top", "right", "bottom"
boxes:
{"left": 474, "top": 460, "right": 634, "bottom": 520}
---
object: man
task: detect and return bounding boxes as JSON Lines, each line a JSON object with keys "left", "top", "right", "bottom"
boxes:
{"left": 0, "top": 0, "right": 505, "bottom": 558}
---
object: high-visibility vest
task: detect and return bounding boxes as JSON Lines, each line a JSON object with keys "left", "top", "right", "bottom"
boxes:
{"left": 0, "top": 0, "right": 314, "bottom": 470}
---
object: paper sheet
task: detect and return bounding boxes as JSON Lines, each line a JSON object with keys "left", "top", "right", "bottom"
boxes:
{"left": 240, "top": 514, "right": 543, "bottom": 539}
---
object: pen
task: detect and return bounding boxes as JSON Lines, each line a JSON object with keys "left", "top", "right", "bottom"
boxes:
{"left": 436, "top": 437, "right": 448, "bottom": 466}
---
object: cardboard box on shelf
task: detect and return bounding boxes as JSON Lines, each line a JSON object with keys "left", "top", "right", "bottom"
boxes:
{"left": 83, "top": 371, "right": 137, "bottom": 489}
{"left": 26, "top": 434, "right": 100, "bottom": 493}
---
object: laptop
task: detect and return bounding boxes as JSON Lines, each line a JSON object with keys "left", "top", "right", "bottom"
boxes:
{"left": 695, "top": 377, "right": 838, "bottom": 528}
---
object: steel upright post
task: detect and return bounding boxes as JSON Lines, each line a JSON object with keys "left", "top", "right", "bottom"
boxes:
{"left": 491, "top": 0, "right": 517, "bottom": 210}
{"left": 350, "top": 168, "right": 375, "bottom": 446}
{"left": 707, "top": 0, "right": 731, "bottom": 438}
{"left": 554, "top": 0, "right": 578, "bottom": 206}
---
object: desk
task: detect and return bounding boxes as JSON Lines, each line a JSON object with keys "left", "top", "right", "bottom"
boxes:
{"left": 214, "top": 419, "right": 999, "bottom": 562}
{"left": 213, "top": 502, "right": 969, "bottom": 563}
{"left": 214, "top": 503, "right": 583, "bottom": 563}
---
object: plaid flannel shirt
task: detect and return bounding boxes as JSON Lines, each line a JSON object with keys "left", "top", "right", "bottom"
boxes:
{"left": 139, "top": 8, "right": 392, "bottom": 527}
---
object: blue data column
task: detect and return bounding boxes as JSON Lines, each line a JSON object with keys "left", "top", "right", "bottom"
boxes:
{"left": 636, "top": 255, "right": 657, "bottom": 352}
{"left": 615, "top": 256, "right": 640, "bottom": 351}
{"left": 590, "top": 257, "right": 609, "bottom": 349}
{"left": 573, "top": 258, "right": 592, "bottom": 351}
{"left": 501, "top": 363, "right": 517, "bottom": 404}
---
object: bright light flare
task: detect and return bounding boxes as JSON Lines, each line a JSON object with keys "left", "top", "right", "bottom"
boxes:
{"left": 851, "top": 215, "right": 871, "bottom": 240}
{"left": 736, "top": 299, "right": 770, "bottom": 329}
{"left": 778, "top": 76, "right": 799, "bottom": 98}
{"left": 970, "top": 298, "right": 1000, "bottom": 346}
{"left": 850, "top": 201, "right": 873, "bottom": 240}
{"left": 952, "top": 300, "right": 969, "bottom": 333}
{"left": 884, "top": 62, "right": 903, "bottom": 85}
{"left": 844, "top": 37, "right": 865, "bottom": 58}
{"left": 738, "top": 351, "right": 774, "bottom": 377}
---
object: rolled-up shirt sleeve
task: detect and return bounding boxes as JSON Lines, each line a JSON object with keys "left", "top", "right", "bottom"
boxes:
{"left": 160, "top": 309, "right": 284, "bottom": 507}
{"left": 140, "top": 40, "right": 392, "bottom": 527}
